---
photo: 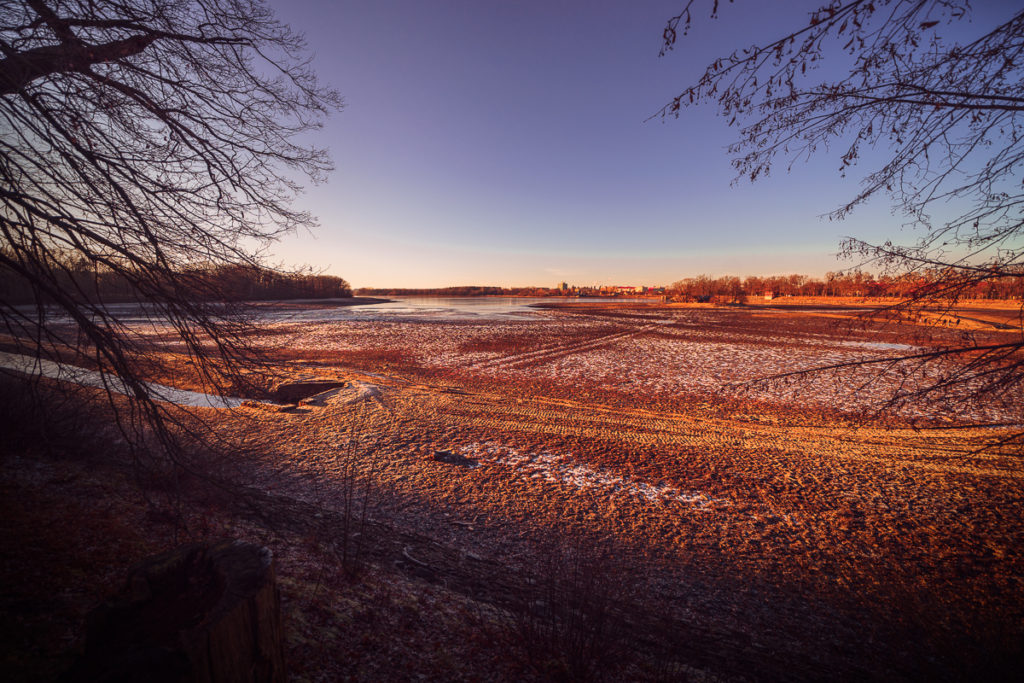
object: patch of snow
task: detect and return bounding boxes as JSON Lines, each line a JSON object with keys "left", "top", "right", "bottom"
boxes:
{"left": 460, "top": 442, "right": 727, "bottom": 509}
{"left": 837, "top": 340, "right": 918, "bottom": 351}
{"left": 0, "top": 351, "right": 243, "bottom": 408}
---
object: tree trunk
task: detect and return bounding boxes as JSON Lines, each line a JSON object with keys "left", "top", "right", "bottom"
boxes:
{"left": 65, "top": 540, "right": 285, "bottom": 682}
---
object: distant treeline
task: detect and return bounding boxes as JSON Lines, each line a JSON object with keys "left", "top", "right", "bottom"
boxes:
{"left": 356, "top": 285, "right": 563, "bottom": 297}
{"left": 670, "top": 271, "right": 1024, "bottom": 302}
{"left": 0, "top": 259, "right": 352, "bottom": 305}
{"left": 358, "top": 270, "right": 1024, "bottom": 302}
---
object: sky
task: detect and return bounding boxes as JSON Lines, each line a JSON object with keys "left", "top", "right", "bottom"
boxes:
{"left": 262, "top": 0, "right": 997, "bottom": 289}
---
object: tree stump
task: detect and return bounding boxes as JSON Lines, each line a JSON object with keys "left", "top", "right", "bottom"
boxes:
{"left": 65, "top": 540, "right": 285, "bottom": 682}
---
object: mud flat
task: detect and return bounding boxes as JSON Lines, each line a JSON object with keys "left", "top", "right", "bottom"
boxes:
{"left": 258, "top": 299, "right": 1021, "bottom": 423}
{"left": 207, "top": 300, "right": 1023, "bottom": 679}
{"left": 5, "top": 300, "right": 1022, "bottom": 680}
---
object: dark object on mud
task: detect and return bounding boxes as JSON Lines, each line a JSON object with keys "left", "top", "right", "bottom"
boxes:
{"left": 64, "top": 540, "right": 285, "bottom": 682}
{"left": 272, "top": 379, "right": 348, "bottom": 403}
{"left": 432, "top": 450, "right": 478, "bottom": 467}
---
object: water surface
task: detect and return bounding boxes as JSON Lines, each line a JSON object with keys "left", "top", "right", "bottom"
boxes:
{"left": 0, "top": 351, "right": 243, "bottom": 408}
{"left": 264, "top": 296, "right": 648, "bottom": 322}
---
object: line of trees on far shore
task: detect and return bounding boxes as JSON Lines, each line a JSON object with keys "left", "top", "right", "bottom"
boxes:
{"left": 356, "top": 285, "right": 576, "bottom": 297}
{"left": 359, "top": 269, "right": 1024, "bottom": 302}
{"left": 0, "top": 257, "right": 352, "bottom": 306}
{"left": 670, "top": 270, "right": 1024, "bottom": 303}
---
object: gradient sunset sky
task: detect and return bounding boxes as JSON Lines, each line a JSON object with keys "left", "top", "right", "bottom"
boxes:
{"left": 265, "top": 0, "right": 1000, "bottom": 289}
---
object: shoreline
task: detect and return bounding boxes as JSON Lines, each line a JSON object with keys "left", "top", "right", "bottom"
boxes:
{"left": 251, "top": 296, "right": 393, "bottom": 309}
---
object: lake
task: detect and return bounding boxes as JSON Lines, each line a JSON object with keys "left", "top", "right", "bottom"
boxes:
{"left": 262, "top": 296, "right": 651, "bottom": 322}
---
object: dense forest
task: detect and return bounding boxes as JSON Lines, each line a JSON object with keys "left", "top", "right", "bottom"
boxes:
{"left": 0, "top": 258, "right": 352, "bottom": 305}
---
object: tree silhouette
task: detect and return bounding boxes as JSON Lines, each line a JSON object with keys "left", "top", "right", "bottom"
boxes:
{"left": 660, "top": 0, "right": 1024, "bottom": 446}
{"left": 0, "top": 0, "right": 340, "bottom": 454}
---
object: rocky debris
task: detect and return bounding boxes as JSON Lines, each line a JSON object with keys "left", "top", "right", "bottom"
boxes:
{"left": 338, "top": 381, "right": 385, "bottom": 407}
{"left": 241, "top": 399, "right": 303, "bottom": 413}
{"left": 258, "top": 382, "right": 385, "bottom": 410}
{"left": 272, "top": 379, "right": 348, "bottom": 403}
{"left": 299, "top": 387, "right": 344, "bottom": 407}
{"left": 431, "top": 450, "right": 478, "bottom": 468}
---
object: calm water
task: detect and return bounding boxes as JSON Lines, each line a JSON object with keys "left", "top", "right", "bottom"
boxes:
{"left": 264, "top": 296, "right": 649, "bottom": 323}
{"left": 24, "top": 296, "right": 603, "bottom": 325}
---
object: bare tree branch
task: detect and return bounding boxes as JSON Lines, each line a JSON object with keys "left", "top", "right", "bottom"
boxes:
{"left": 0, "top": 0, "right": 341, "bottom": 465}
{"left": 659, "top": 1, "right": 1024, "bottom": 445}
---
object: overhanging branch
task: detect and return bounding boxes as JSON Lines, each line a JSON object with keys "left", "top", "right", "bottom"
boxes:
{"left": 0, "top": 33, "right": 157, "bottom": 95}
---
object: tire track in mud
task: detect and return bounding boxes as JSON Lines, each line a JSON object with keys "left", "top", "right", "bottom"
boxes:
{"left": 467, "top": 321, "right": 666, "bottom": 371}
{"left": 390, "top": 383, "right": 1024, "bottom": 479}
{"left": 331, "top": 366, "right": 1024, "bottom": 479}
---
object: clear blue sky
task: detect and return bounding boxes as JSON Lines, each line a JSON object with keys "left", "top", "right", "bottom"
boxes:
{"left": 263, "top": 0, "right": 993, "bottom": 289}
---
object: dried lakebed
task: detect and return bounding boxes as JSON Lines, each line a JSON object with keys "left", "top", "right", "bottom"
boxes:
{"left": 257, "top": 301, "right": 1020, "bottom": 424}
{"left": 25, "top": 299, "right": 1021, "bottom": 679}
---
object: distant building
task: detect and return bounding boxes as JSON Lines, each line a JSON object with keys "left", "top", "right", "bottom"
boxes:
{"left": 764, "top": 290, "right": 774, "bottom": 300}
